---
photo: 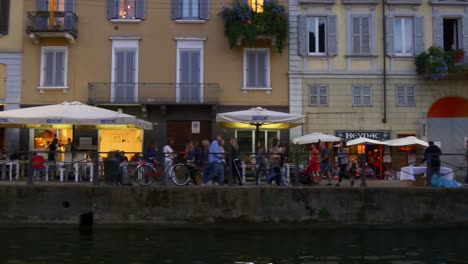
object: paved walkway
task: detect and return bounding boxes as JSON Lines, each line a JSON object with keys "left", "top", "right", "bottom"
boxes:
{"left": 0, "top": 178, "right": 442, "bottom": 188}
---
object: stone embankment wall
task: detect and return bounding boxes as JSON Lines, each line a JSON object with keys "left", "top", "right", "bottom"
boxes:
{"left": 0, "top": 185, "right": 467, "bottom": 225}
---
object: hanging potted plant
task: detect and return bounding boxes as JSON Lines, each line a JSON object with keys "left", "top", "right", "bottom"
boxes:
{"left": 220, "top": 0, "right": 289, "bottom": 53}
{"left": 415, "top": 46, "right": 465, "bottom": 80}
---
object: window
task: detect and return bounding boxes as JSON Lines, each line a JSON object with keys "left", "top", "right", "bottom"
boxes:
{"left": 308, "top": 85, "right": 328, "bottom": 106}
{"left": 352, "top": 85, "right": 372, "bottom": 106}
{"left": 40, "top": 47, "right": 67, "bottom": 87}
{"left": 182, "top": 0, "right": 199, "bottom": 19}
{"left": 0, "top": 0, "right": 10, "bottom": 35}
{"left": 396, "top": 85, "right": 415, "bottom": 107}
{"left": 172, "top": 0, "right": 209, "bottom": 20}
{"left": 443, "top": 18, "right": 461, "bottom": 51}
{"left": 351, "top": 15, "right": 371, "bottom": 55}
{"left": 244, "top": 48, "right": 270, "bottom": 89}
{"left": 394, "top": 17, "right": 414, "bottom": 55}
{"left": 236, "top": 130, "right": 279, "bottom": 153}
{"left": 118, "top": 0, "right": 136, "bottom": 19}
{"left": 308, "top": 17, "right": 327, "bottom": 54}
{"left": 248, "top": 0, "right": 264, "bottom": 13}
{"left": 298, "top": 15, "right": 336, "bottom": 56}
{"left": 108, "top": 0, "right": 145, "bottom": 20}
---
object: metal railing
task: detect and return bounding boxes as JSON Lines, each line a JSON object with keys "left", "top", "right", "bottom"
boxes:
{"left": 88, "top": 82, "right": 220, "bottom": 105}
{"left": 0, "top": 150, "right": 465, "bottom": 187}
{"left": 26, "top": 11, "right": 79, "bottom": 37}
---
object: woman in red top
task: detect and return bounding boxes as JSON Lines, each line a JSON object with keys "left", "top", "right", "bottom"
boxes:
{"left": 306, "top": 143, "right": 320, "bottom": 184}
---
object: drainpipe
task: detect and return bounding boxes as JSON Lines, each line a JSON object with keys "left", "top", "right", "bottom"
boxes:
{"left": 382, "top": 0, "right": 387, "bottom": 124}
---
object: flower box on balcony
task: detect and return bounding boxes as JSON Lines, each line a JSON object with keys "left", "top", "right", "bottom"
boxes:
{"left": 220, "top": 0, "right": 288, "bottom": 53}
{"left": 415, "top": 46, "right": 466, "bottom": 80}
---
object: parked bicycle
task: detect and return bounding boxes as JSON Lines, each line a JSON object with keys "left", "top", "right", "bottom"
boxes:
{"left": 131, "top": 158, "right": 190, "bottom": 186}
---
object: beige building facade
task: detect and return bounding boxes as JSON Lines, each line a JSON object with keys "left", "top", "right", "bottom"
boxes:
{"left": 0, "top": 0, "right": 23, "bottom": 150}
{"left": 289, "top": 0, "right": 468, "bottom": 158}
{"left": 15, "top": 0, "right": 289, "bottom": 154}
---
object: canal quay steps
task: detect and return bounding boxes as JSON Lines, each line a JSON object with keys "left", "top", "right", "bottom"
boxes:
{"left": 0, "top": 184, "right": 467, "bottom": 226}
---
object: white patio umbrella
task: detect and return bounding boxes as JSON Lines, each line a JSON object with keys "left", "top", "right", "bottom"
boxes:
{"left": 0, "top": 101, "right": 152, "bottom": 130}
{"left": 216, "top": 107, "right": 305, "bottom": 148}
{"left": 292, "top": 132, "right": 341, "bottom": 145}
{"left": 346, "top": 137, "right": 388, "bottom": 146}
{"left": 383, "top": 136, "right": 429, "bottom": 147}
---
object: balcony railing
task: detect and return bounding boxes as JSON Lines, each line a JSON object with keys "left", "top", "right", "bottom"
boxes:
{"left": 26, "top": 11, "right": 78, "bottom": 43}
{"left": 88, "top": 82, "right": 220, "bottom": 105}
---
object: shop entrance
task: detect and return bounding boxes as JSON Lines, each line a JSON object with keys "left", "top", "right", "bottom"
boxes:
{"left": 167, "top": 120, "right": 212, "bottom": 152}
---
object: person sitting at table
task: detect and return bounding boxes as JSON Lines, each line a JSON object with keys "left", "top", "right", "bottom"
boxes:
{"left": 32, "top": 152, "right": 46, "bottom": 181}
{"left": 363, "top": 163, "right": 375, "bottom": 179}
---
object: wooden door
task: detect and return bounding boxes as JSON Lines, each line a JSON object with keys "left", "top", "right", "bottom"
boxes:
{"left": 167, "top": 120, "right": 212, "bottom": 152}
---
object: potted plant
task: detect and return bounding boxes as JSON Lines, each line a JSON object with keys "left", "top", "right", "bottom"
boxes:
{"left": 220, "top": 0, "right": 289, "bottom": 53}
{"left": 415, "top": 46, "right": 465, "bottom": 80}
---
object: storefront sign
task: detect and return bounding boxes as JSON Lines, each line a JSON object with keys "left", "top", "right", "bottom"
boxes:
{"left": 335, "top": 130, "right": 391, "bottom": 141}
{"left": 192, "top": 121, "right": 200, "bottom": 134}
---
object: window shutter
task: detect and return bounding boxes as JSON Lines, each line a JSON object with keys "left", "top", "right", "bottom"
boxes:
{"left": 180, "top": 52, "right": 190, "bottom": 100}
{"left": 135, "top": 0, "right": 146, "bottom": 19}
{"left": 36, "top": 0, "right": 48, "bottom": 10}
{"left": 172, "top": 0, "right": 182, "bottom": 20}
{"left": 462, "top": 17, "right": 468, "bottom": 63}
{"left": 0, "top": 0, "right": 10, "bottom": 35}
{"left": 65, "top": 0, "right": 75, "bottom": 12}
{"left": 385, "top": 16, "right": 394, "bottom": 55}
{"left": 247, "top": 52, "right": 256, "bottom": 87}
{"left": 432, "top": 16, "right": 443, "bottom": 48}
{"left": 199, "top": 0, "right": 210, "bottom": 20}
{"left": 55, "top": 51, "right": 65, "bottom": 86}
{"left": 115, "top": 51, "right": 125, "bottom": 83}
{"left": 191, "top": 52, "right": 201, "bottom": 100}
{"left": 298, "top": 15, "right": 307, "bottom": 56}
{"left": 352, "top": 17, "right": 360, "bottom": 54}
{"left": 107, "top": 0, "right": 118, "bottom": 19}
{"left": 327, "top": 16, "right": 337, "bottom": 56}
{"left": 126, "top": 51, "right": 135, "bottom": 83}
{"left": 44, "top": 51, "right": 54, "bottom": 86}
{"left": 64, "top": 0, "right": 75, "bottom": 31}
{"left": 414, "top": 17, "right": 424, "bottom": 55}
{"left": 361, "top": 17, "right": 370, "bottom": 54}
{"left": 258, "top": 52, "right": 266, "bottom": 87}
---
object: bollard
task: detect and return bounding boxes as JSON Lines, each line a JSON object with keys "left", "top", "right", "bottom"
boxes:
{"left": 227, "top": 152, "right": 233, "bottom": 186}
{"left": 294, "top": 151, "right": 299, "bottom": 185}
{"left": 360, "top": 153, "right": 367, "bottom": 188}
{"left": 93, "top": 150, "right": 99, "bottom": 186}
{"left": 27, "top": 151, "right": 34, "bottom": 185}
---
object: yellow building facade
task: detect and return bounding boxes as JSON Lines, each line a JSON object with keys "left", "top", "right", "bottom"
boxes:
{"left": 0, "top": 0, "right": 23, "bottom": 151}
{"left": 289, "top": 0, "right": 468, "bottom": 157}
{"left": 17, "top": 0, "right": 289, "bottom": 154}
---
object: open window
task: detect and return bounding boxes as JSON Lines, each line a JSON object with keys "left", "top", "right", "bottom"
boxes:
{"left": 443, "top": 18, "right": 461, "bottom": 51}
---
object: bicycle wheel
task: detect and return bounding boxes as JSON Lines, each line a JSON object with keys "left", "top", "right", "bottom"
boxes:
{"left": 134, "top": 164, "right": 157, "bottom": 186}
{"left": 170, "top": 163, "right": 190, "bottom": 186}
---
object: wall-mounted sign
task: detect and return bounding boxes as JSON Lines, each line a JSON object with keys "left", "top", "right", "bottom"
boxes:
{"left": 335, "top": 130, "right": 391, "bottom": 141}
{"left": 192, "top": 121, "right": 200, "bottom": 134}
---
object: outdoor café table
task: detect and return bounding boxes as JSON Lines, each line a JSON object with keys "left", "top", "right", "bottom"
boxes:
{"left": 399, "top": 166, "right": 454, "bottom": 181}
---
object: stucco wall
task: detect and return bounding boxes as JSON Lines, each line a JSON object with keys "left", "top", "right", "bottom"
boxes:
{"left": 0, "top": 185, "right": 467, "bottom": 225}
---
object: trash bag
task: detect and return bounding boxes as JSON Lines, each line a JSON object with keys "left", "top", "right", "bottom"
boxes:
{"left": 431, "top": 172, "right": 462, "bottom": 188}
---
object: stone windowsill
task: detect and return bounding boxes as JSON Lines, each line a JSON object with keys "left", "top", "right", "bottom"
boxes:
{"left": 37, "top": 86, "right": 69, "bottom": 94}
{"left": 110, "top": 19, "right": 142, "bottom": 23}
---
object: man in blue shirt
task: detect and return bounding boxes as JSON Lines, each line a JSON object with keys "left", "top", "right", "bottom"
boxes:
{"left": 202, "top": 136, "right": 224, "bottom": 185}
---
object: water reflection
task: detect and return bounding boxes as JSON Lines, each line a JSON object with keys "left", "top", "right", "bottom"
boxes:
{"left": 0, "top": 226, "right": 466, "bottom": 263}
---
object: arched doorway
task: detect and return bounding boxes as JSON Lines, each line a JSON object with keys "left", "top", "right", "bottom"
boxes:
{"left": 427, "top": 96, "right": 468, "bottom": 178}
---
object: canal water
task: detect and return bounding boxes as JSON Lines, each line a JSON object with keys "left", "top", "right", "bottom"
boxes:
{"left": 0, "top": 225, "right": 466, "bottom": 264}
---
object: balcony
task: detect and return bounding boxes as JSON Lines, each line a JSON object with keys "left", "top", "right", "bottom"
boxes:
{"left": 88, "top": 83, "right": 220, "bottom": 105}
{"left": 26, "top": 11, "right": 78, "bottom": 44}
